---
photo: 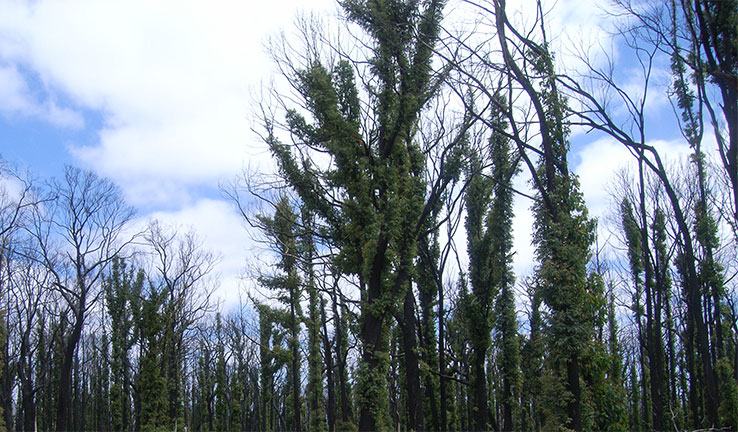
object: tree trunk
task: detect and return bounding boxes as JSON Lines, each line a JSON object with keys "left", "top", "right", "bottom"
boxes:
{"left": 290, "top": 297, "right": 302, "bottom": 432}
{"left": 358, "top": 234, "right": 391, "bottom": 432}
{"left": 55, "top": 306, "right": 84, "bottom": 432}
{"left": 438, "top": 277, "right": 447, "bottom": 432}
{"left": 471, "top": 342, "right": 489, "bottom": 432}
{"left": 398, "top": 287, "right": 424, "bottom": 431}
{"left": 321, "top": 300, "right": 336, "bottom": 432}
{"left": 566, "top": 355, "right": 582, "bottom": 432}
{"left": 332, "top": 287, "right": 351, "bottom": 427}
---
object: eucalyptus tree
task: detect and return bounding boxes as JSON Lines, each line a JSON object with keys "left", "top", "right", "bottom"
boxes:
{"left": 489, "top": 133, "right": 520, "bottom": 432}
{"left": 256, "top": 196, "right": 303, "bottom": 432}
{"left": 263, "top": 1, "right": 450, "bottom": 429}
{"left": 552, "top": 0, "right": 738, "bottom": 425}
{"left": 301, "top": 207, "right": 327, "bottom": 432}
{"left": 0, "top": 162, "right": 39, "bottom": 431}
{"left": 145, "top": 221, "right": 217, "bottom": 430}
{"left": 105, "top": 257, "right": 144, "bottom": 432}
{"left": 462, "top": 96, "right": 519, "bottom": 431}
{"left": 489, "top": 2, "right": 598, "bottom": 429}
{"left": 6, "top": 242, "right": 53, "bottom": 432}
{"left": 25, "top": 166, "right": 135, "bottom": 432}
{"left": 670, "top": 0, "right": 738, "bottom": 232}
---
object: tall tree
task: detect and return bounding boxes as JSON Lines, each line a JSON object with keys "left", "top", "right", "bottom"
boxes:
{"left": 145, "top": 221, "right": 216, "bottom": 430}
{"left": 138, "top": 283, "right": 168, "bottom": 432}
{"left": 462, "top": 95, "right": 518, "bottom": 431}
{"left": 492, "top": 2, "right": 597, "bottom": 427}
{"left": 462, "top": 126, "right": 496, "bottom": 432}
{"left": 302, "top": 208, "right": 327, "bottom": 432}
{"left": 105, "top": 258, "right": 144, "bottom": 432}
{"left": 214, "top": 313, "right": 229, "bottom": 432}
{"left": 489, "top": 135, "right": 520, "bottom": 432}
{"left": 27, "top": 167, "right": 135, "bottom": 432}
{"left": 265, "top": 1, "right": 447, "bottom": 428}
{"left": 257, "top": 197, "right": 303, "bottom": 432}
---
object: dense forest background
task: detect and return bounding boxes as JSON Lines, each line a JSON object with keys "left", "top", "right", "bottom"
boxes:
{"left": 1, "top": 0, "right": 738, "bottom": 431}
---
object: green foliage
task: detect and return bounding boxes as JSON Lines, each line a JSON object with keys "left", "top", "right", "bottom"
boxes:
{"left": 214, "top": 314, "right": 229, "bottom": 432}
{"left": 620, "top": 199, "right": 643, "bottom": 282}
{"left": 717, "top": 357, "right": 738, "bottom": 430}
{"left": 105, "top": 257, "right": 144, "bottom": 432}
{"left": 579, "top": 275, "right": 627, "bottom": 431}
{"left": 138, "top": 285, "right": 168, "bottom": 432}
{"left": 607, "top": 293, "right": 622, "bottom": 385}
{"left": 529, "top": 45, "right": 599, "bottom": 431}
{"left": 267, "top": 2, "right": 447, "bottom": 428}
{"left": 354, "top": 346, "right": 393, "bottom": 430}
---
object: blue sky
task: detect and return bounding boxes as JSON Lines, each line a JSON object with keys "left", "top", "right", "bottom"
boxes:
{"left": 0, "top": 0, "right": 694, "bottom": 307}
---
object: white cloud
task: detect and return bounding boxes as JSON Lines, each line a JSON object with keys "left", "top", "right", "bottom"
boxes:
{"left": 0, "top": 0, "right": 335, "bottom": 207}
{"left": 575, "top": 137, "right": 634, "bottom": 220}
{"left": 0, "top": 64, "right": 83, "bottom": 128}
{"left": 141, "top": 197, "right": 257, "bottom": 307}
{"left": 573, "top": 135, "right": 694, "bottom": 264}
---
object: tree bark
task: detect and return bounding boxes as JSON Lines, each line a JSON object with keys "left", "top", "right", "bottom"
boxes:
{"left": 55, "top": 302, "right": 85, "bottom": 432}
{"left": 398, "top": 287, "right": 424, "bottom": 431}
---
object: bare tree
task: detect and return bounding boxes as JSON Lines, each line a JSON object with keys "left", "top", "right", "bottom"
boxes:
{"left": 145, "top": 220, "right": 217, "bottom": 429}
{"left": 0, "top": 161, "right": 44, "bottom": 430}
{"left": 25, "top": 166, "right": 135, "bottom": 431}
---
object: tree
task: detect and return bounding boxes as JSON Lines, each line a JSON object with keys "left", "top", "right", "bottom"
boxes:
{"left": 490, "top": 2, "right": 597, "bottom": 428}
{"left": 553, "top": 1, "right": 738, "bottom": 424}
{"left": 0, "top": 161, "right": 39, "bottom": 432}
{"left": 264, "top": 1, "right": 447, "bottom": 429}
{"left": 302, "top": 208, "right": 327, "bottom": 432}
{"left": 489, "top": 135, "right": 520, "bottom": 432}
{"left": 257, "top": 196, "right": 303, "bottom": 431}
{"left": 462, "top": 123, "right": 497, "bottom": 432}
{"left": 105, "top": 257, "right": 144, "bottom": 432}
{"left": 26, "top": 166, "right": 135, "bottom": 432}
{"left": 145, "top": 221, "right": 216, "bottom": 430}
{"left": 138, "top": 281, "right": 168, "bottom": 432}
{"left": 214, "top": 313, "right": 229, "bottom": 431}
{"left": 462, "top": 94, "right": 519, "bottom": 431}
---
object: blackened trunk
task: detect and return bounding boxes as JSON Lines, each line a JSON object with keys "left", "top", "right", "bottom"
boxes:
{"left": 685, "top": 315, "right": 700, "bottom": 428}
{"left": 398, "top": 287, "right": 424, "bottom": 431}
{"left": 20, "top": 339, "right": 36, "bottom": 432}
{"left": 357, "top": 312, "right": 385, "bottom": 432}
{"left": 322, "top": 300, "right": 336, "bottom": 432}
{"left": 332, "top": 289, "right": 351, "bottom": 426}
{"left": 55, "top": 307, "right": 84, "bottom": 432}
{"left": 358, "top": 233, "right": 389, "bottom": 432}
{"left": 566, "top": 355, "right": 582, "bottom": 432}
{"left": 418, "top": 321, "right": 439, "bottom": 432}
{"left": 471, "top": 344, "right": 488, "bottom": 431}
{"left": 438, "top": 280, "right": 447, "bottom": 432}
{"left": 290, "top": 298, "right": 302, "bottom": 432}
{"left": 502, "top": 377, "right": 512, "bottom": 432}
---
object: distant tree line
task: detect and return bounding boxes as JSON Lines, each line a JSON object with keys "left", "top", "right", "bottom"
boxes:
{"left": 1, "top": 0, "right": 737, "bottom": 431}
